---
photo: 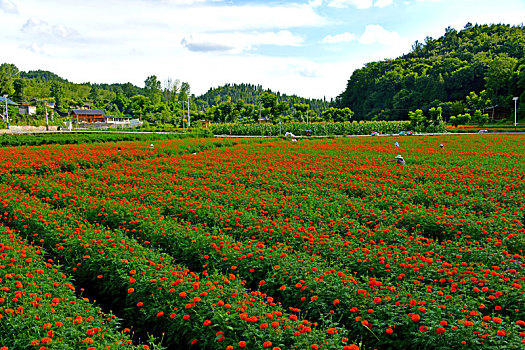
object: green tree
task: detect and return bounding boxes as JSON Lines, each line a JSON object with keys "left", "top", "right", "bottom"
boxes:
{"left": 144, "top": 75, "right": 162, "bottom": 105}
{"left": 448, "top": 115, "right": 460, "bottom": 128}
{"left": 0, "top": 63, "right": 19, "bottom": 96}
{"left": 128, "top": 95, "right": 152, "bottom": 119}
{"left": 472, "top": 110, "right": 489, "bottom": 127}
{"left": 408, "top": 109, "right": 426, "bottom": 131}
{"left": 466, "top": 90, "right": 492, "bottom": 110}
{"left": 457, "top": 113, "right": 471, "bottom": 125}
{"left": 50, "top": 81, "right": 65, "bottom": 112}
{"left": 13, "top": 79, "right": 26, "bottom": 102}
{"left": 178, "top": 82, "right": 191, "bottom": 102}
{"left": 260, "top": 92, "right": 288, "bottom": 123}
{"left": 485, "top": 56, "right": 518, "bottom": 105}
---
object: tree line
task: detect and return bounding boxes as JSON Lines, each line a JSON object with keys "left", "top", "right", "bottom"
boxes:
{"left": 2, "top": 22, "right": 524, "bottom": 129}
{"left": 336, "top": 23, "right": 525, "bottom": 122}
{"left": 0, "top": 66, "right": 348, "bottom": 128}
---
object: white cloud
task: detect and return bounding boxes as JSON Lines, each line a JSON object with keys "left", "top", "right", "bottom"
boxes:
{"left": 0, "top": 0, "right": 17, "bottom": 13}
{"left": 20, "top": 43, "right": 50, "bottom": 56}
{"left": 322, "top": 32, "right": 357, "bottom": 43}
{"left": 21, "top": 18, "right": 79, "bottom": 39}
{"left": 327, "top": 0, "right": 373, "bottom": 9}
{"left": 358, "top": 24, "right": 402, "bottom": 45}
{"left": 374, "top": 0, "right": 393, "bottom": 8}
{"left": 308, "top": 0, "right": 324, "bottom": 7}
{"left": 181, "top": 31, "right": 304, "bottom": 53}
{"left": 327, "top": 0, "right": 392, "bottom": 8}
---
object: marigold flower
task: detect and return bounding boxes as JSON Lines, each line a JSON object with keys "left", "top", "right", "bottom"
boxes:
{"left": 497, "top": 329, "right": 506, "bottom": 336}
{"left": 239, "top": 341, "right": 247, "bottom": 348}
{"left": 436, "top": 327, "right": 446, "bottom": 334}
{"left": 263, "top": 341, "right": 272, "bottom": 348}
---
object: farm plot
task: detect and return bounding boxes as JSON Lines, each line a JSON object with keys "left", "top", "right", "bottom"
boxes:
{"left": 0, "top": 135, "right": 524, "bottom": 350}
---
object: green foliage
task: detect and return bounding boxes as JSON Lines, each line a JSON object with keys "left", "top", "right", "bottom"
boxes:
{"left": 337, "top": 24, "right": 525, "bottom": 121}
{"left": 472, "top": 109, "right": 489, "bottom": 127}
{"left": 210, "top": 120, "right": 411, "bottom": 136}
{"left": 321, "top": 107, "right": 354, "bottom": 122}
{"left": 199, "top": 83, "right": 330, "bottom": 117}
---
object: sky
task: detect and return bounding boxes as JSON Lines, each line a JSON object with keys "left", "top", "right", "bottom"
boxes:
{"left": 1, "top": 0, "right": 524, "bottom": 100}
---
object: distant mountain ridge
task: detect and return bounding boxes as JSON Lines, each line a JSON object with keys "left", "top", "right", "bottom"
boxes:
{"left": 196, "top": 83, "right": 330, "bottom": 116}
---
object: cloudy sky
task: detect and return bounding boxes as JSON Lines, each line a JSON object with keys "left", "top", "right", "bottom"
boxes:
{"left": 1, "top": 0, "right": 524, "bottom": 100}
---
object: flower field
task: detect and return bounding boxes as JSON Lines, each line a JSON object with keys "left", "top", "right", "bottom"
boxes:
{"left": 0, "top": 134, "right": 524, "bottom": 349}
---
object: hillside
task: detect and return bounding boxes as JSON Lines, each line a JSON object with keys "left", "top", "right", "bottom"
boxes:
{"left": 195, "top": 83, "right": 330, "bottom": 116}
{"left": 336, "top": 23, "right": 525, "bottom": 121}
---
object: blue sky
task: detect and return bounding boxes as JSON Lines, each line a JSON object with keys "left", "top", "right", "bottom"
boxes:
{"left": 1, "top": 0, "right": 524, "bottom": 100}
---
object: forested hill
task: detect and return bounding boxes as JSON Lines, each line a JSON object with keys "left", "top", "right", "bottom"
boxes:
{"left": 196, "top": 83, "right": 330, "bottom": 116}
{"left": 20, "top": 70, "right": 69, "bottom": 83}
{"left": 336, "top": 23, "right": 525, "bottom": 121}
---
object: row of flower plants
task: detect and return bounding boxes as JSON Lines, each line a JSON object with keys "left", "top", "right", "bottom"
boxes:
{"left": 0, "top": 181, "right": 352, "bottom": 349}
{"left": 0, "top": 129, "right": 214, "bottom": 147}
{"left": 0, "top": 225, "right": 151, "bottom": 350}
{"left": 1, "top": 135, "right": 525, "bottom": 349}
{"left": 210, "top": 121, "right": 412, "bottom": 136}
{"left": 8, "top": 164, "right": 525, "bottom": 349}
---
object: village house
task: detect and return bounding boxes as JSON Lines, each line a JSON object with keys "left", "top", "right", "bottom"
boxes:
{"left": 71, "top": 109, "right": 105, "bottom": 123}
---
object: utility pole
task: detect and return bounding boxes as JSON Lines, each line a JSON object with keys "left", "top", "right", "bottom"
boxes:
{"left": 188, "top": 96, "right": 191, "bottom": 132}
{"left": 514, "top": 97, "right": 519, "bottom": 132}
{"left": 181, "top": 101, "right": 185, "bottom": 130}
{"left": 3, "top": 94, "right": 9, "bottom": 129}
{"left": 44, "top": 100, "right": 49, "bottom": 131}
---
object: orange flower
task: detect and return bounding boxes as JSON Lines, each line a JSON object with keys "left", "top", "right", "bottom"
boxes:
{"left": 493, "top": 317, "right": 503, "bottom": 324}
{"left": 127, "top": 288, "right": 134, "bottom": 293}
{"left": 203, "top": 320, "right": 211, "bottom": 326}
{"left": 41, "top": 337, "right": 52, "bottom": 344}
{"left": 263, "top": 341, "right": 272, "bottom": 348}
{"left": 343, "top": 346, "right": 359, "bottom": 350}
{"left": 239, "top": 341, "right": 247, "bottom": 348}
{"left": 436, "top": 327, "right": 446, "bottom": 334}
{"left": 411, "top": 314, "right": 421, "bottom": 322}
{"left": 497, "top": 329, "right": 505, "bottom": 336}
